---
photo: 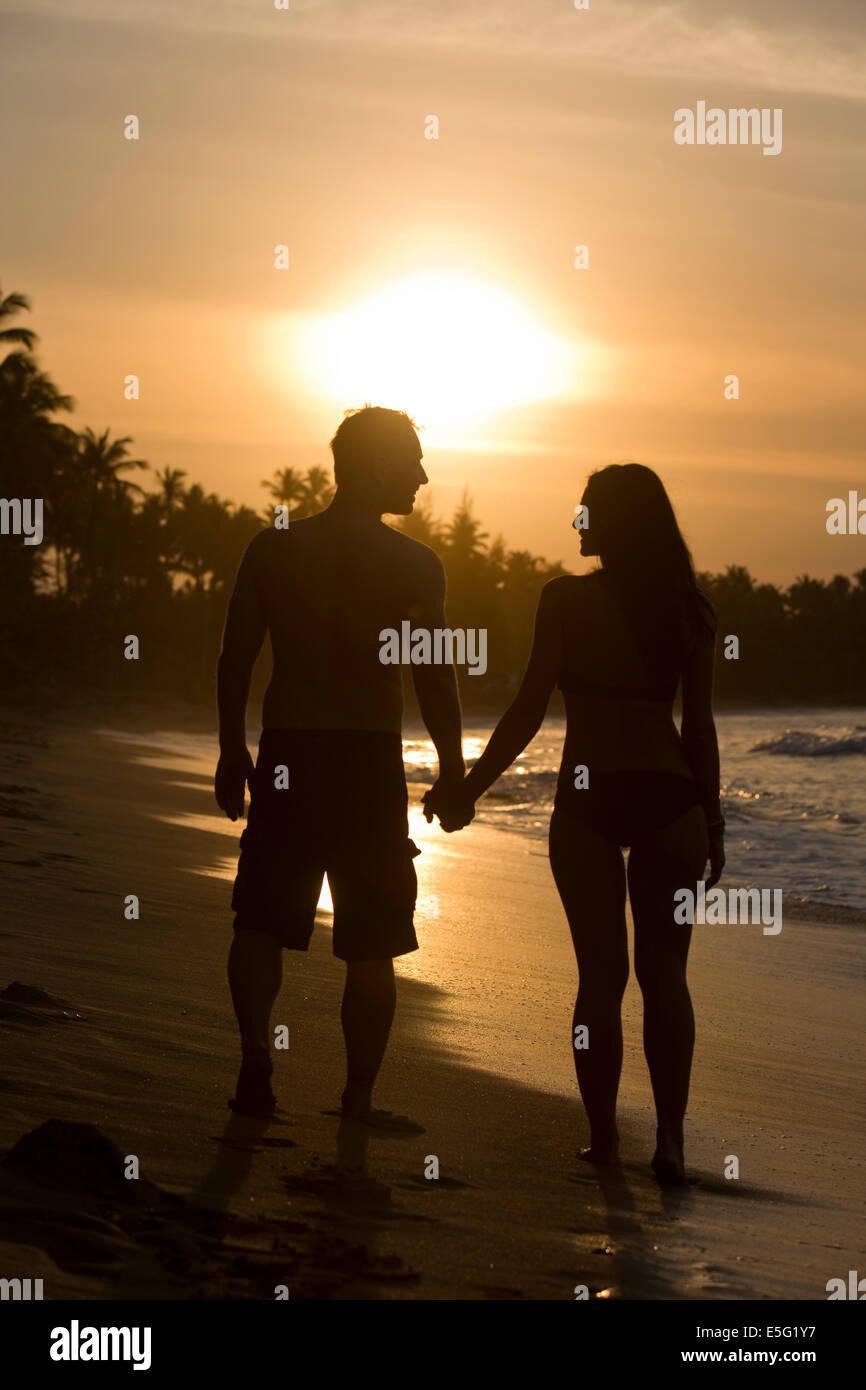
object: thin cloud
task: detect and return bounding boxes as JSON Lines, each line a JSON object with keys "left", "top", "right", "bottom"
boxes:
{"left": 5, "top": 0, "right": 866, "bottom": 100}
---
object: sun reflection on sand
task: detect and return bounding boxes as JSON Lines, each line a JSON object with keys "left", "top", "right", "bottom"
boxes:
{"left": 152, "top": 810, "right": 337, "bottom": 914}
{"left": 155, "top": 803, "right": 451, "bottom": 922}
{"left": 155, "top": 811, "right": 237, "bottom": 840}
{"left": 133, "top": 727, "right": 449, "bottom": 921}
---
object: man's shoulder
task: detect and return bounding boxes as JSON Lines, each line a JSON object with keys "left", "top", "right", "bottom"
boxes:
{"left": 243, "top": 516, "right": 318, "bottom": 559}
{"left": 381, "top": 525, "right": 444, "bottom": 574}
{"left": 243, "top": 517, "right": 444, "bottom": 589}
{"left": 236, "top": 524, "right": 281, "bottom": 575}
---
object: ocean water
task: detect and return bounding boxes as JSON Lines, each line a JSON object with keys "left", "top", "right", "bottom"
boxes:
{"left": 403, "top": 709, "right": 866, "bottom": 917}
{"left": 101, "top": 708, "right": 866, "bottom": 918}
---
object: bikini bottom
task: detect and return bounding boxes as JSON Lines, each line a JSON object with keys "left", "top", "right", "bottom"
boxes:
{"left": 552, "top": 771, "right": 700, "bottom": 848}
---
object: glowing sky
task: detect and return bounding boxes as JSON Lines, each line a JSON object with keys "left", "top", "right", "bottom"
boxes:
{"left": 2, "top": 0, "right": 864, "bottom": 580}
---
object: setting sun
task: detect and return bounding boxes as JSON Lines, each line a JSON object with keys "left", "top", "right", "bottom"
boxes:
{"left": 281, "top": 271, "right": 593, "bottom": 442}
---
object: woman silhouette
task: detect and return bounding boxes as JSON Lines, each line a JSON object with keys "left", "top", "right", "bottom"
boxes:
{"left": 427, "top": 464, "right": 724, "bottom": 1185}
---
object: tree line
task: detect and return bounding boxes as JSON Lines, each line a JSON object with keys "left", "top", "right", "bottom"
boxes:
{"left": 1, "top": 282, "right": 864, "bottom": 711}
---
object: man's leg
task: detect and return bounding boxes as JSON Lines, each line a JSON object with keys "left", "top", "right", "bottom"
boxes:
{"left": 340, "top": 957, "right": 396, "bottom": 1119}
{"left": 228, "top": 927, "right": 282, "bottom": 1049}
{"left": 227, "top": 928, "right": 282, "bottom": 1113}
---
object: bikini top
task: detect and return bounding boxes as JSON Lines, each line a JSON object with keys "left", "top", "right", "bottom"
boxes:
{"left": 554, "top": 572, "right": 706, "bottom": 702}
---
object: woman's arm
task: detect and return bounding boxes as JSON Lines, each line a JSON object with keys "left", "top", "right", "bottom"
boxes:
{"left": 462, "top": 579, "right": 562, "bottom": 803}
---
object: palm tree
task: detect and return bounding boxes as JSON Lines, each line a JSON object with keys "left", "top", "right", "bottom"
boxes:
{"left": 155, "top": 466, "right": 188, "bottom": 511}
{"left": 0, "top": 285, "right": 37, "bottom": 357}
{"left": 261, "top": 466, "right": 305, "bottom": 523}
{"left": 146, "top": 466, "right": 188, "bottom": 578}
{"left": 0, "top": 351, "right": 72, "bottom": 455}
{"left": 298, "top": 465, "right": 334, "bottom": 515}
{"left": 0, "top": 350, "right": 74, "bottom": 599}
{"left": 395, "top": 494, "right": 447, "bottom": 549}
{"left": 175, "top": 483, "right": 225, "bottom": 593}
{"left": 444, "top": 488, "right": 488, "bottom": 572}
{"left": 262, "top": 466, "right": 305, "bottom": 505}
{"left": 77, "top": 427, "right": 148, "bottom": 494}
{"left": 260, "top": 464, "right": 334, "bottom": 521}
{"left": 53, "top": 430, "right": 149, "bottom": 600}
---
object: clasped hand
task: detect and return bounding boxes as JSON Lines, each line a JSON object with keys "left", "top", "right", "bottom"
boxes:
{"left": 423, "top": 777, "right": 475, "bottom": 833}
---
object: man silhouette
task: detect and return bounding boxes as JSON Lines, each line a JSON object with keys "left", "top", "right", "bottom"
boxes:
{"left": 215, "top": 406, "right": 467, "bottom": 1122}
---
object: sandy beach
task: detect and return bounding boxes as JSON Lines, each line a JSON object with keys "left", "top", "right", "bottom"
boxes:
{"left": 0, "top": 708, "right": 863, "bottom": 1301}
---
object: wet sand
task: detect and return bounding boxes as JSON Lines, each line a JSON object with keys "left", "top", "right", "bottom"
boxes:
{"left": 0, "top": 709, "right": 863, "bottom": 1300}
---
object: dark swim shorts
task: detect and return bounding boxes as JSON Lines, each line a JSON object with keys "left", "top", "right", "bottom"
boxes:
{"left": 231, "top": 728, "right": 420, "bottom": 961}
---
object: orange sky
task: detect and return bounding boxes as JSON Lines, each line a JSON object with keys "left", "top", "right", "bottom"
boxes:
{"left": 3, "top": 0, "right": 865, "bottom": 581}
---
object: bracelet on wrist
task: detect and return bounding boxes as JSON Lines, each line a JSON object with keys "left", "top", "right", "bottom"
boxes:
{"left": 706, "top": 815, "right": 725, "bottom": 832}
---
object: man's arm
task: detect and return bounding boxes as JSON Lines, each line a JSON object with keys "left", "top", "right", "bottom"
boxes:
{"left": 215, "top": 536, "right": 268, "bottom": 820}
{"left": 409, "top": 552, "right": 465, "bottom": 797}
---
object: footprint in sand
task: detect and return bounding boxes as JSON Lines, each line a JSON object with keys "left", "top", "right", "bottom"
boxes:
{"left": 321, "top": 1108, "right": 426, "bottom": 1136}
{"left": 0, "top": 797, "right": 43, "bottom": 820}
{"left": 209, "top": 1136, "right": 297, "bottom": 1152}
{"left": 0, "top": 982, "right": 85, "bottom": 1025}
{"left": 396, "top": 1173, "right": 474, "bottom": 1192}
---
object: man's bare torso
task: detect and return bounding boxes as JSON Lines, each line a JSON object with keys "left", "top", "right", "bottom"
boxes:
{"left": 225, "top": 511, "right": 441, "bottom": 734}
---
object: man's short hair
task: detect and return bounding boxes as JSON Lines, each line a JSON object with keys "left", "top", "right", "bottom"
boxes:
{"left": 329, "top": 405, "right": 419, "bottom": 485}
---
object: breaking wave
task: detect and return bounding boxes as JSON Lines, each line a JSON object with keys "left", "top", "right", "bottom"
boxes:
{"left": 749, "top": 730, "right": 866, "bottom": 757}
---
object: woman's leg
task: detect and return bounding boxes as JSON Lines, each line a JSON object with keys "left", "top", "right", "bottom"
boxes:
{"left": 627, "top": 804, "right": 708, "bottom": 1184}
{"left": 549, "top": 809, "right": 629, "bottom": 1162}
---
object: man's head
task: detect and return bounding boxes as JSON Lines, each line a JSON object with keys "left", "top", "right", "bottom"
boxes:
{"left": 329, "top": 405, "right": 427, "bottom": 515}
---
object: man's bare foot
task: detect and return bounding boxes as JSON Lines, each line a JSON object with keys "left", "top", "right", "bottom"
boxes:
{"left": 578, "top": 1146, "right": 621, "bottom": 1166}
{"left": 340, "top": 1086, "right": 424, "bottom": 1135}
{"left": 578, "top": 1127, "right": 620, "bottom": 1165}
{"left": 651, "top": 1130, "right": 687, "bottom": 1186}
{"left": 229, "top": 1046, "right": 275, "bottom": 1117}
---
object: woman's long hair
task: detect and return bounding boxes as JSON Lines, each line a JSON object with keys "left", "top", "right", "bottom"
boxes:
{"left": 582, "top": 463, "right": 715, "bottom": 681}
